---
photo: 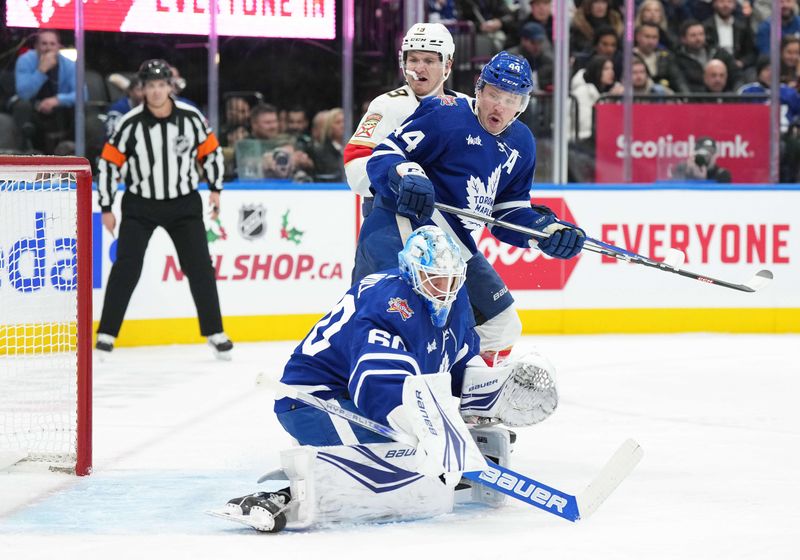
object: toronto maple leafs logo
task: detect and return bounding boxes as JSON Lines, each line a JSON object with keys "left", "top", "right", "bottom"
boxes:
{"left": 463, "top": 165, "right": 502, "bottom": 230}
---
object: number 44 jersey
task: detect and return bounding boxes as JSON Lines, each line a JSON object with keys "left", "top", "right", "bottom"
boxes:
{"left": 366, "top": 95, "right": 543, "bottom": 255}
{"left": 274, "top": 270, "right": 480, "bottom": 427}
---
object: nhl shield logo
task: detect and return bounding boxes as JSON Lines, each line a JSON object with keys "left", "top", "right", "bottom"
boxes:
{"left": 238, "top": 204, "right": 267, "bottom": 240}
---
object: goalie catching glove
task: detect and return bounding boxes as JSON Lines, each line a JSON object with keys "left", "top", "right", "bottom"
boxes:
{"left": 460, "top": 352, "right": 559, "bottom": 427}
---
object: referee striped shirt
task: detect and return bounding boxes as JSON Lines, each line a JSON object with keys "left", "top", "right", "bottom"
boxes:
{"left": 97, "top": 98, "right": 223, "bottom": 211}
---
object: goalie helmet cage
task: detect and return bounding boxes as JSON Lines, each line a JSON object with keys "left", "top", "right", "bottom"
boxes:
{"left": 0, "top": 156, "right": 93, "bottom": 476}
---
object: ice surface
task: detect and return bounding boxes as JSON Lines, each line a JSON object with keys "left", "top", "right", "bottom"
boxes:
{"left": 1, "top": 335, "right": 798, "bottom": 560}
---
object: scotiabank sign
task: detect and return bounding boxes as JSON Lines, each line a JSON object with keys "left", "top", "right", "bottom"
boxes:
{"left": 6, "top": 0, "right": 335, "bottom": 39}
{"left": 595, "top": 104, "right": 770, "bottom": 183}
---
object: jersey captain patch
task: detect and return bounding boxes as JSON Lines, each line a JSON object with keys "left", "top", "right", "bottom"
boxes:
{"left": 355, "top": 113, "right": 383, "bottom": 138}
{"left": 387, "top": 297, "right": 414, "bottom": 320}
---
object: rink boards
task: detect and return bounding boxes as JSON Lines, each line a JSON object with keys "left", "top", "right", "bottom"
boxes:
{"left": 3, "top": 182, "right": 796, "bottom": 348}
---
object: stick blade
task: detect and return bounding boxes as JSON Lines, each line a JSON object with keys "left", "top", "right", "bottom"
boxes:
{"left": 745, "top": 269, "right": 773, "bottom": 292}
{"left": 664, "top": 248, "right": 686, "bottom": 268}
{"left": 576, "top": 439, "right": 643, "bottom": 520}
{"left": 254, "top": 372, "right": 295, "bottom": 398}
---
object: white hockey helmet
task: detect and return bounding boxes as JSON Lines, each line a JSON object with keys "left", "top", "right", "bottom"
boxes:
{"left": 398, "top": 23, "right": 455, "bottom": 81}
{"left": 398, "top": 226, "right": 466, "bottom": 327}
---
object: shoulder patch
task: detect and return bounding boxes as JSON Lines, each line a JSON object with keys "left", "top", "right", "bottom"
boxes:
{"left": 387, "top": 297, "right": 414, "bottom": 321}
{"left": 354, "top": 113, "right": 383, "bottom": 139}
{"left": 437, "top": 94, "right": 457, "bottom": 106}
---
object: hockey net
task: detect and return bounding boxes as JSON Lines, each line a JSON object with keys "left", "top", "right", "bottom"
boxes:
{"left": 0, "top": 156, "right": 92, "bottom": 475}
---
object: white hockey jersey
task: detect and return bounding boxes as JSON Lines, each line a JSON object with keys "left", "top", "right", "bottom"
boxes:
{"left": 344, "top": 85, "right": 469, "bottom": 196}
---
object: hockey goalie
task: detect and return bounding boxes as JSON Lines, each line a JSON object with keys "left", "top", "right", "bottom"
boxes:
{"left": 209, "top": 226, "right": 559, "bottom": 532}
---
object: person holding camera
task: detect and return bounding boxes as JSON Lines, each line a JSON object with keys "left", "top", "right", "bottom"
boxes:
{"left": 670, "top": 136, "right": 732, "bottom": 182}
{"left": 95, "top": 59, "right": 234, "bottom": 359}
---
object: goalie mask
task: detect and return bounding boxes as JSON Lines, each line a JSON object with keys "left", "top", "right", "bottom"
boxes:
{"left": 398, "top": 226, "right": 466, "bottom": 327}
{"left": 398, "top": 23, "right": 455, "bottom": 96}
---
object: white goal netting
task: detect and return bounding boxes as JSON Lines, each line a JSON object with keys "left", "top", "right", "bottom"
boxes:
{"left": 0, "top": 169, "right": 85, "bottom": 471}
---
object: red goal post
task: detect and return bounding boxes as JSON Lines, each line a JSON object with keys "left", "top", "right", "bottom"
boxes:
{"left": 0, "top": 156, "right": 93, "bottom": 475}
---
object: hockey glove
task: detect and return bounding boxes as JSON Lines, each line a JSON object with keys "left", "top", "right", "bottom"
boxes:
{"left": 529, "top": 204, "right": 585, "bottom": 259}
{"left": 460, "top": 352, "right": 559, "bottom": 427}
{"left": 389, "top": 162, "right": 435, "bottom": 220}
{"left": 535, "top": 221, "right": 586, "bottom": 259}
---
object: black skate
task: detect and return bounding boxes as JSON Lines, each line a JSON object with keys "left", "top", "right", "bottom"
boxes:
{"left": 208, "top": 490, "right": 291, "bottom": 533}
{"left": 207, "top": 333, "right": 233, "bottom": 361}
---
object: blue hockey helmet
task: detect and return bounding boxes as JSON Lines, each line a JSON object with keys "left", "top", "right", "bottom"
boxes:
{"left": 398, "top": 226, "right": 467, "bottom": 327}
{"left": 476, "top": 51, "right": 534, "bottom": 97}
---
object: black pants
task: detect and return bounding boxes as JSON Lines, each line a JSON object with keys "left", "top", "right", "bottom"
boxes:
{"left": 98, "top": 191, "right": 224, "bottom": 338}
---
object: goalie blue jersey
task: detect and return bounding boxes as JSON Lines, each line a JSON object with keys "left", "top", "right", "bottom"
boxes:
{"left": 366, "top": 95, "right": 547, "bottom": 255}
{"left": 274, "top": 270, "right": 481, "bottom": 426}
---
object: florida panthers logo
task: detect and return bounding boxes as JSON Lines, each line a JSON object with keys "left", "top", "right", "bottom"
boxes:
{"left": 462, "top": 165, "right": 502, "bottom": 231}
{"left": 387, "top": 298, "right": 414, "bottom": 320}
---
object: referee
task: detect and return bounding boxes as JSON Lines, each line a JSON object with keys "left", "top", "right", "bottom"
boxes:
{"left": 95, "top": 59, "right": 233, "bottom": 360}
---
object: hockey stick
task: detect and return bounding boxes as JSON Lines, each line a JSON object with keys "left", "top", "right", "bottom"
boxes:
{"left": 260, "top": 374, "right": 643, "bottom": 522}
{"left": 434, "top": 202, "right": 773, "bottom": 293}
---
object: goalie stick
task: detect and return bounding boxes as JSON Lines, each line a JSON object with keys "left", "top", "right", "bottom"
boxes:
{"left": 433, "top": 202, "right": 773, "bottom": 293}
{"left": 258, "top": 374, "right": 643, "bottom": 522}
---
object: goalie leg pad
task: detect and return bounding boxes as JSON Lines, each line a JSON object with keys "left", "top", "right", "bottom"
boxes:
{"left": 279, "top": 443, "right": 455, "bottom": 529}
{"left": 456, "top": 426, "right": 514, "bottom": 507}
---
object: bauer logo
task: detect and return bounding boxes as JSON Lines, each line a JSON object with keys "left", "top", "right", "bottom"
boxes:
{"left": 479, "top": 197, "right": 580, "bottom": 290}
{"left": 478, "top": 466, "right": 569, "bottom": 513}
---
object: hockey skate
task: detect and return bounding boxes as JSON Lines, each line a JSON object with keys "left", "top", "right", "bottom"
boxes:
{"left": 207, "top": 332, "right": 233, "bottom": 361}
{"left": 95, "top": 334, "right": 115, "bottom": 362}
{"left": 207, "top": 489, "right": 291, "bottom": 533}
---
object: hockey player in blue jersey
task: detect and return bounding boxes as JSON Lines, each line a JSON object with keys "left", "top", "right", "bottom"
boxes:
{"left": 354, "top": 52, "right": 585, "bottom": 365}
{"left": 215, "top": 226, "right": 560, "bottom": 532}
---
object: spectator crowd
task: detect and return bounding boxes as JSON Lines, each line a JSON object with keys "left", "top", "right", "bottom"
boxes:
{"left": 3, "top": 0, "right": 800, "bottom": 181}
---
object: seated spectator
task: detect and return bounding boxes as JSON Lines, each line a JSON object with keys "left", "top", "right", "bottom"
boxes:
{"left": 670, "top": 136, "right": 732, "bottom": 182}
{"left": 310, "top": 107, "right": 345, "bottom": 182}
{"left": 780, "top": 36, "right": 800, "bottom": 86}
{"left": 285, "top": 106, "right": 312, "bottom": 152}
{"left": 224, "top": 95, "right": 252, "bottom": 128}
{"left": 455, "top": 0, "right": 514, "bottom": 55}
{"left": 675, "top": 20, "right": 739, "bottom": 92}
{"left": 738, "top": 56, "right": 800, "bottom": 132}
{"left": 507, "top": 22, "right": 554, "bottom": 91}
{"left": 702, "top": 58, "right": 731, "bottom": 92}
{"left": 509, "top": 0, "right": 554, "bottom": 50}
{"left": 635, "top": 23, "right": 689, "bottom": 92}
{"left": 570, "top": 55, "right": 623, "bottom": 141}
{"left": 262, "top": 138, "right": 313, "bottom": 183}
{"left": 250, "top": 103, "right": 281, "bottom": 142}
{"left": 703, "top": 0, "right": 757, "bottom": 74}
{"left": 570, "top": 0, "right": 623, "bottom": 56}
{"left": 635, "top": 0, "right": 676, "bottom": 50}
{"left": 756, "top": 0, "right": 800, "bottom": 54}
{"left": 632, "top": 56, "right": 673, "bottom": 95}
{"left": 427, "top": 0, "right": 457, "bottom": 23}
{"left": 11, "top": 30, "right": 85, "bottom": 152}
{"left": 104, "top": 75, "right": 143, "bottom": 138}
{"left": 573, "top": 26, "right": 623, "bottom": 79}
{"left": 310, "top": 109, "right": 329, "bottom": 144}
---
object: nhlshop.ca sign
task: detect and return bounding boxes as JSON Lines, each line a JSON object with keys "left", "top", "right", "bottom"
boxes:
{"left": 6, "top": 0, "right": 335, "bottom": 39}
{"left": 594, "top": 104, "right": 770, "bottom": 183}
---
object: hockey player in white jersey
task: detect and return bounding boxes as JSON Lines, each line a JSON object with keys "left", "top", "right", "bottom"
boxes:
{"left": 212, "top": 226, "right": 559, "bottom": 532}
{"left": 345, "top": 23, "right": 523, "bottom": 366}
